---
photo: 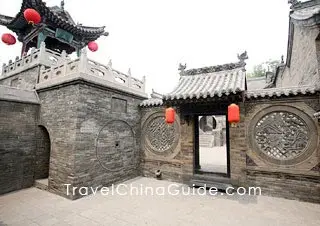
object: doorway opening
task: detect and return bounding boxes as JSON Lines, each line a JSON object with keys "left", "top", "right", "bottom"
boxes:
{"left": 35, "top": 125, "right": 51, "bottom": 180}
{"left": 195, "top": 115, "right": 230, "bottom": 177}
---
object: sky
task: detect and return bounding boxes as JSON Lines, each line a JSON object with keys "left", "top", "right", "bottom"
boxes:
{"left": 0, "top": 0, "right": 293, "bottom": 95}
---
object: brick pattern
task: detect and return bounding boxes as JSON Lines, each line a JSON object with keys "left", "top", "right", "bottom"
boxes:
{"left": 0, "top": 101, "right": 39, "bottom": 194}
{"left": 38, "top": 82, "right": 144, "bottom": 199}
{"left": 244, "top": 98, "right": 320, "bottom": 203}
{"left": 140, "top": 107, "right": 184, "bottom": 182}
{"left": 73, "top": 84, "right": 143, "bottom": 199}
{"left": 38, "top": 84, "right": 79, "bottom": 198}
{"left": 229, "top": 103, "right": 247, "bottom": 186}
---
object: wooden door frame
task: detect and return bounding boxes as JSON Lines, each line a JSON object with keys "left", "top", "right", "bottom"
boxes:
{"left": 193, "top": 113, "right": 231, "bottom": 178}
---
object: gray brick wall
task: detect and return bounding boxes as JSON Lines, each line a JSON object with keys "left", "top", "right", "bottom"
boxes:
{"left": 276, "top": 25, "right": 320, "bottom": 87}
{"left": 37, "top": 84, "right": 79, "bottom": 199}
{"left": 0, "top": 100, "right": 39, "bottom": 194}
{"left": 37, "top": 82, "right": 145, "bottom": 199}
{"left": 140, "top": 107, "right": 184, "bottom": 183}
{"left": 244, "top": 97, "right": 320, "bottom": 203}
{"left": 72, "top": 83, "right": 143, "bottom": 199}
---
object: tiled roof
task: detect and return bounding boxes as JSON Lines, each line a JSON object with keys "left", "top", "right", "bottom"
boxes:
{"left": 140, "top": 98, "right": 163, "bottom": 107}
{"left": 246, "top": 85, "right": 319, "bottom": 99}
{"left": 164, "top": 65, "right": 246, "bottom": 101}
{"left": 0, "top": 0, "right": 108, "bottom": 42}
{"left": 140, "top": 90, "right": 163, "bottom": 107}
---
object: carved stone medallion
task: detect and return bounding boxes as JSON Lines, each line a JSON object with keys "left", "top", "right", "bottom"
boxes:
{"left": 249, "top": 106, "right": 318, "bottom": 165}
{"left": 255, "top": 112, "right": 308, "bottom": 160}
{"left": 96, "top": 120, "right": 135, "bottom": 171}
{"left": 142, "top": 111, "right": 180, "bottom": 156}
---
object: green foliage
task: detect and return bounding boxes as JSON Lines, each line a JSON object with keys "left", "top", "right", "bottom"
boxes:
{"left": 247, "top": 59, "right": 280, "bottom": 78}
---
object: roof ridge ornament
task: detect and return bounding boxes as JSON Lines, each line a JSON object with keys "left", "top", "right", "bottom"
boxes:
{"left": 237, "top": 51, "right": 248, "bottom": 63}
{"left": 108, "top": 59, "right": 112, "bottom": 68}
{"left": 178, "top": 63, "right": 187, "bottom": 75}
{"left": 288, "top": 0, "right": 301, "bottom": 9}
{"left": 61, "top": 0, "right": 65, "bottom": 10}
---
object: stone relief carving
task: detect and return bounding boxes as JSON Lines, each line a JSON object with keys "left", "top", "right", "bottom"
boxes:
{"left": 255, "top": 111, "right": 309, "bottom": 160}
{"left": 146, "top": 117, "right": 176, "bottom": 152}
{"left": 96, "top": 120, "right": 136, "bottom": 171}
{"left": 142, "top": 111, "right": 180, "bottom": 157}
{"left": 248, "top": 105, "right": 318, "bottom": 166}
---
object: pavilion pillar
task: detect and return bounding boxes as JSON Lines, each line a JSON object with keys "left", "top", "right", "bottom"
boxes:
{"left": 37, "top": 32, "right": 47, "bottom": 49}
{"left": 76, "top": 48, "right": 81, "bottom": 57}
{"left": 21, "top": 42, "right": 27, "bottom": 57}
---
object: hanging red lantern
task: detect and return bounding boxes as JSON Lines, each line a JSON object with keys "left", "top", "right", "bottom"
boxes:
{"left": 1, "top": 33, "right": 16, "bottom": 45}
{"left": 165, "top": 107, "right": 175, "bottom": 124}
{"left": 23, "top": 8, "right": 41, "bottom": 25}
{"left": 228, "top": 103, "right": 240, "bottom": 127}
{"left": 88, "top": 41, "right": 98, "bottom": 52}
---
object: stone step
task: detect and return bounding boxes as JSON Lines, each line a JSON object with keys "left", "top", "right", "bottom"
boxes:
{"left": 34, "top": 179, "right": 49, "bottom": 191}
{"left": 189, "top": 179, "right": 232, "bottom": 191}
{"left": 192, "top": 174, "right": 231, "bottom": 184}
{"left": 189, "top": 174, "right": 233, "bottom": 191}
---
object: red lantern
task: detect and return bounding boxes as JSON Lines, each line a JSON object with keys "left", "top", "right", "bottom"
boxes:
{"left": 228, "top": 104, "right": 240, "bottom": 127}
{"left": 1, "top": 33, "right": 16, "bottom": 45}
{"left": 165, "top": 107, "right": 175, "bottom": 124}
{"left": 88, "top": 41, "right": 98, "bottom": 52}
{"left": 23, "top": 8, "right": 41, "bottom": 25}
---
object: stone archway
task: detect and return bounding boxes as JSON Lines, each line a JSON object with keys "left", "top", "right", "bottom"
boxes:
{"left": 35, "top": 125, "right": 51, "bottom": 179}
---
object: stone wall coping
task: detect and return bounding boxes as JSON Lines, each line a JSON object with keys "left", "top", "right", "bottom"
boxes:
{"left": 246, "top": 85, "right": 319, "bottom": 99}
{"left": 35, "top": 72, "right": 148, "bottom": 99}
{"left": 0, "top": 85, "right": 40, "bottom": 104}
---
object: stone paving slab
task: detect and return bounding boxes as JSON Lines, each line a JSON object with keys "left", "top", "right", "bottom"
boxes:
{"left": 0, "top": 177, "right": 319, "bottom": 226}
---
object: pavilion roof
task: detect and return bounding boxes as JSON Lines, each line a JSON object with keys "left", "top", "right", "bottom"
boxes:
{"left": 0, "top": 0, "right": 108, "bottom": 43}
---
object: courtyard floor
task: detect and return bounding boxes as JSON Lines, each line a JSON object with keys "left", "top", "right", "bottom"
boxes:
{"left": 0, "top": 177, "right": 319, "bottom": 226}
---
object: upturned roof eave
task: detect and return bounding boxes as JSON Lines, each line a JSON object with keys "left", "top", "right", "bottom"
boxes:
{"left": 0, "top": 0, "right": 107, "bottom": 41}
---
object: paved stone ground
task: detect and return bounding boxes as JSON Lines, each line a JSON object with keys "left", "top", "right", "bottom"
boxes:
{"left": 200, "top": 146, "right": 227, "bottom": 173}
{"left": 0, "top": 177, "right": 319, "bottom": 226}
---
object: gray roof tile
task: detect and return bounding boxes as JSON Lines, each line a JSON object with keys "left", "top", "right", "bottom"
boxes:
{"left": 140, "top": 89, "right": 163, "bottom": 107}
{"left": 140, "top": 98, "right": 163, "bottom": 107}
{"left": 246, "top": 85, "right": 319, "bottom": 99}
{"left": 164, "top": 67, "right": 246, "bottom": 101}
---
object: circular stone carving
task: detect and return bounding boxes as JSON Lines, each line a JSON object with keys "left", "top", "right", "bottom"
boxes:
{"left": 142, "top": 111, "right": 180, "bottom": 156}
{"left": 249, "top": 106, "right": 318, "bottom": 165}
{"left": 96, "top": 120, "right": 135, "bottom": 171}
